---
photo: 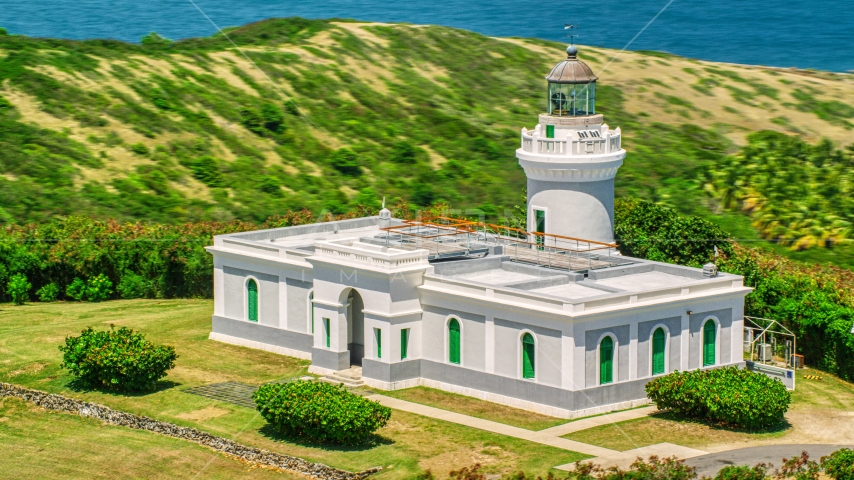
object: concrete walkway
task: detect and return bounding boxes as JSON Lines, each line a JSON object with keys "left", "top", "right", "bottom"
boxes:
{"left": 684, "top": 444, "right": 854, "bottom": 477}
{"left": 368, "top": 394, "right": 618, "bottom": 457}
{"left": 539, "top": 406, "right": 659, "bottom": 436}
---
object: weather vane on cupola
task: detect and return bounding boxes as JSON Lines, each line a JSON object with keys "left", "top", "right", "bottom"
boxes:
{"left": 563, "top": 23, "right": 579, "bottom": 46}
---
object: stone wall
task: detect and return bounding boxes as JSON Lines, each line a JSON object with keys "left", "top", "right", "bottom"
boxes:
{"left": 0, "top": 383, "right": 379, "bottom": 479}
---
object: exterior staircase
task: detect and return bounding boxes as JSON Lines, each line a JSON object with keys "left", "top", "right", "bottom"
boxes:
{"left": 319, "top": 366, "right": 365, "bottom": 388}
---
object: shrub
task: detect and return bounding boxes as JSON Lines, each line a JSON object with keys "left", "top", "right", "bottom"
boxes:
{"left": 85, "top": 274, "right": 113, "bottom": 302}
{"left": 66, "top": 278, "right": 86, "bottom": 301}
{"left": 614, "top": 198, "right": 733, "bottom": 266}
{"left": 35, "top": 283, "right": 60, "bottom": 302}
{"left": 778, "top": 451, "right": 820, "bottom": 480}
{"left": 0, "top": 27, "right": 7, "bottom": 36}
{"left": 253, "top": 380, "right": 391, "bottom": 445}
{"left": 6, "top": 273, "right": 32, "bottom": 305}
{"left": 59, "top": 325, "right": 177, "bottom": 392}
{"left": 823, "top": 448, "right": 854, "bottom": 480}
{"left": 141, "top": 32, "right": 171, "bottom": 46}
{"left": 645, "top": 367, "right": 791, "bottom": 430}
{"left": 117, "top": 273, "right": 153, "bottom": 299}
{"left": 129, "top": 142, "right": 150, "bottom": 156}
{"left": 259, "top": 175, "right": 282, "bottom": 196}
{"left": 330, "top": 148, "right": 361, "bottom": 176}
{"left": 188, "top": 156, "right": 223, "bottom": 187}
{"left": 715, "top": 464, "right": 770, "bottom": 480}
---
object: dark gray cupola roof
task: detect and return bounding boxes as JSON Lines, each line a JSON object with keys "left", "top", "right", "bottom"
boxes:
{"left": 545, "top": 45, "right": 598, "bottom": 84}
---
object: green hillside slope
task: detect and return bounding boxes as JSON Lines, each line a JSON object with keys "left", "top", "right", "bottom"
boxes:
{"left": 0, "top": 18, "right": 852, "bottom": 263}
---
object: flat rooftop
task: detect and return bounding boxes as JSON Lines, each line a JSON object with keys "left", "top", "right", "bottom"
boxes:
{"left": 211, "top": 215, "right": 743, "bottom": 308}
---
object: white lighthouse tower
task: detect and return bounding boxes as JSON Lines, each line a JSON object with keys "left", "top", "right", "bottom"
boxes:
{"left": 516, "top": 45, "right": 626, "bottom": 244}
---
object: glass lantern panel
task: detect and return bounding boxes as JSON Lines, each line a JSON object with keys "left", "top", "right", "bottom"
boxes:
{"left": 548, "top": 82, "right": 596, "bottom": 116}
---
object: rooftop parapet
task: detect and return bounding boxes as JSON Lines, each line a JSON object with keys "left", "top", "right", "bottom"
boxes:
{"left": 313, "top": 238, "right": 430, "bottom": 271}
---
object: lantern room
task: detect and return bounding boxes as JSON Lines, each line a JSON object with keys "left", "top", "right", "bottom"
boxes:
{"left": 545, "top": 45, "right": 597, "bottom": 117}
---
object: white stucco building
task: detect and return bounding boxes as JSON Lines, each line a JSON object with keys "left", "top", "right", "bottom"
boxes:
{"left": 206, "top": 46, "right": 751, "bottom": 418}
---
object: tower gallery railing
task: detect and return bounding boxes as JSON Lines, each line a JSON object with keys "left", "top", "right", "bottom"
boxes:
{"left": 520, "top": 126, "right": 621, "bottom": 156}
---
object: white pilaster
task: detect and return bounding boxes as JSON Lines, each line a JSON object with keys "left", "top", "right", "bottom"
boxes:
{"left": 561, "top": 324, "right": 574, "bottom": 389}
{"left": 681, "top": 314, "right": 690, "bottom": 370}
{"left": 629, "top": 321, "right": 638, "bottom": 380}
{"left": 485, "top": 315, "right": 495, "bottom": 373}
{"left": 278, "top": 277, "right": 288, "bottom": 329}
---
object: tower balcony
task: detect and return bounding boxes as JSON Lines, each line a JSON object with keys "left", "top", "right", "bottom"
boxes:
{"left": 520, "top": 123, "right": 622, "bottom": 158}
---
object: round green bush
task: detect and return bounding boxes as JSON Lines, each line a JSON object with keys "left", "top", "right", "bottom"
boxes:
{"left": 253, "top": 381, "right": 391, "bottom": 445}
{"left": 645, "top": 366, "right": 791, "bottom": 430}
{"left": 36, "top": 282, "right": 60, "bottom": 302}
{"left": 66, "top": 278, "right": 87, "bottom": 301}
{"left": 59, "top": 325, "right": 177, "bottom": 392}
{"left": 823, "top": 448, "right": 854, "bottom": 480}
{"left": 85, "top": 274, "right": 113, "bottom": 302}
{"left": 6, "top": 273, "right": 31, "bottom": 305}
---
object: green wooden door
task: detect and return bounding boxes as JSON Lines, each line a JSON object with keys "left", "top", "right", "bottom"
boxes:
{"left": 247, "top": 279, "right": 258, "bottom": 322}
{"left": 535, "top": 209, "right": 546, "bottom": 249}
{"left": 600, "top": 336, "right": 614, "bottom": 384}
{"left": 324, "top": 318, "right": 330, "bottom": 348}
{"left": 375, "top": 328, "right": 382, "bottom": 359}
{"left": 546, "top": 124, "right": 555, "bottom": 138}
{"left": 401, "top": 328, "right": 409, "bottom": 360}
{"left": 448, "top": 319, "right": 460, "bottom": 364}
{"left": 652, "top": 328, "right": 666, "bottom": 375}
{"left": 703, "top": 320, "right": 716, "bottom": 366}
{"left": 522, "top": 333, "right": 535, "bottom": 379}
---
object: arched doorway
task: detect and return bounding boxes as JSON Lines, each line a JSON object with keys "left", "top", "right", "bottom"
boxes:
{"left": 346, "top": 289, "right": 365, "bottom": 366}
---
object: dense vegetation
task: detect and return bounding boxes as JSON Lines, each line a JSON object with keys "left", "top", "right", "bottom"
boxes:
{"left": 431, "top": 449, "right": 854, "bottom": 479}
{"left": 2, "top": 198, "right": 853, "bottom": 380}
{"left": 702, "top": 131, "right": 853, "bottom": 250}
{"left": 253, "top": 380, "right": 391, "bottom": 445}
{"left": 0, "top": 18, "right": 852, "bottom": 265}
{"left": 645, "top": 367, "right": 791, "bottom": 430}
{"left": 58, "top": 325, "right": 178, "bottom": 392}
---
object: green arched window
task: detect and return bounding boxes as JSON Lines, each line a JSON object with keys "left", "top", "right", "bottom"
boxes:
{"left": 703, "top": 320, "right": 716, "bottom": 366}
{"left": 521, "top": 333, "right": 536, "bottom": 379}
{"left": 652, "top": 328, "right": 666, "bottom": 376}
{"left": 448, "top": 318, "right": 461, "bottom": 365}
{"left": 600, "top": 336, "right": 614, "bottom": 385}
{"left": 246, "top": 279, "right": 258, "bottom": 322}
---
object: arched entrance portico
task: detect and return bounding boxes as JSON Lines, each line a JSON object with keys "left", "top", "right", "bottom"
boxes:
{"left": 344, "top": 288, "right": 365, "bottom": 366}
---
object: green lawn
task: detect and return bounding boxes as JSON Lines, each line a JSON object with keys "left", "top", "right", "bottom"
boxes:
{"left": 0, "top": 300, "right": 587, "bottom": 478}
{"left": 0, "top": 397, "right": 293, "bottom": 480}
{"left": 379, "top": 386, "right": 569, "bottom": 431}
{"left": 562, "top": 369, "right": 854, "bottom": 452}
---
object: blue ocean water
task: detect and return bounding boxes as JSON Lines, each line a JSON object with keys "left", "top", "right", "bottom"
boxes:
{"left": 1, "top": 0, "right": 852, "bottom": 72}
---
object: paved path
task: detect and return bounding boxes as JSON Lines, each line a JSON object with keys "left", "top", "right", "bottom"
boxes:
{"left": 539, "top": 406, "right": 658, "bottom": 436}
{"left": 368, "top": 394, "right": 618, "bottom": 457}
{"left": 684, "top": 444, "right": 854, "bottom": 477}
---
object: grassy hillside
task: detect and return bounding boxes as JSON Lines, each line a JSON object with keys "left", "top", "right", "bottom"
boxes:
{"left": 0, "top": 18, "right": 852, "bottom": 262}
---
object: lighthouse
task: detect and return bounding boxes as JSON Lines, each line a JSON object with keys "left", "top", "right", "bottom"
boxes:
{"left": 516, "top": 45, "right": 626, "bottom": 244}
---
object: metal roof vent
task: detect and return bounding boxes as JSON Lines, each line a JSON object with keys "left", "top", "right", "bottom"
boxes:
{"left": 703, "top": 263, "right": 718, "bottom": 278}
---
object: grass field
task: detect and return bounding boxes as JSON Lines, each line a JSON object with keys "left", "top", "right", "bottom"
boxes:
{"left": 0, "top": 299, "right": 587, "bottom": 478}
{"left": 379, "top": 386, "right": 568, "bottom": 431}
{"left": 563, "top": 369, "right": 854, "bottom": 452}
{"left": 0, "top": 397, "right": 292, "bottom": 479}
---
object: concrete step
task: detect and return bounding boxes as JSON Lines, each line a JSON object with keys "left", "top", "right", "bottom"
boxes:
{"left": 319, "top": 371, "right": 365, "bottom": 388}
